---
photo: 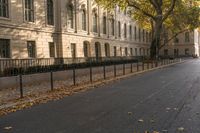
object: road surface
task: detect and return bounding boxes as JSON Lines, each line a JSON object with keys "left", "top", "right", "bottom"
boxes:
{"left": 0, "top": 59, "right": 200, "bottom": 133}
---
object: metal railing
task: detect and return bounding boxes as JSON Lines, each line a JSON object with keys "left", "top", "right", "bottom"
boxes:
{"left": 0, "top": 56, "right": 144, "bottom": 77}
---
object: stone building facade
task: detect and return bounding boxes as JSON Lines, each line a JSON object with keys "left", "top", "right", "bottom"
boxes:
{"left": 0, "top": 0, "right": 151, "bottom": 59}
{"left": 160, "top": 29, "right": 200, "bottom": 57}
{"left": 0, "top": 0, "right": 199, "bottom": 59}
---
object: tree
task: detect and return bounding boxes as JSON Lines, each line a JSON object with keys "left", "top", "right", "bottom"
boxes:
{"left": 96, "top": 0, "right": 200, "bottom": 59}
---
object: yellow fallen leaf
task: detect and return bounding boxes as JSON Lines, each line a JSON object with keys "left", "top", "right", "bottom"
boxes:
{"left": 177, "top": 127, "right": 184, "bottom": 131}
{"left": 128, "top": 112, "right": 133, "bottom": 115}
{"left": 138, "top": 119, "right": 144, "bottom": 123}
{"left": 4, "top": 126, "right": 12, "bottom": 130}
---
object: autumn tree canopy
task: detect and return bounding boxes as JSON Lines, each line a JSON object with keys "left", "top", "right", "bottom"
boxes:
{"left": 95, "top": 0, "right": 200, "bottom": 59}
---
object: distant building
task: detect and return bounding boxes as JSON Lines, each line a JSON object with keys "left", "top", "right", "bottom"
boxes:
{"left": 160, "top": 29, "right": 200, "bottom": 57}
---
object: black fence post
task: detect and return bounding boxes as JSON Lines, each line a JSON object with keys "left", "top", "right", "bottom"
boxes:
{"left": 155, "top": 61, "right": 158, "bottom": 67}
{"left": 103, "top": 65, "right": 106, "bottom": 79}
{"left": 123, "top": 63, "right": 125, "bottom": 75}
{"left": 137, "top": 62, "right": 139, "bottom": 71}
{"left": 50, "top": 71, "right": 54, "bottom": 91}
{"left": 19, "top": 74, "right": 23, "bottom": 98}
{"left": 73, "top": 68, "right": 76, "bottom": 86}
{"left": 142, "top": 62, "right": 144, "bottom": 70}
{"left": 114, "top": 64, "right": 116, "bottom": 77}
{"left": 90, "top": 66, "right": 92, "bottom": 82}
{"left": 147, "top": 62, "right": 149, "bottom": 69}
{"left": 152, "top": 61, "right": 153, "bottom": 68}
{"left": 131, "top": 63, "right": 133, "bottom": 73}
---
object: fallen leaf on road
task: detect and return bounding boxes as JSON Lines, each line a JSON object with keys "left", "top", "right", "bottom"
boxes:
{"left": 128, "top": 112, "right": 133, "bottom": 115}
{"left": 138, "top": 119, "right": 144, "bottom": 123}
{"left": 177, "top": 127, "right": 184, "bottom": 132}
{"left": 150, "top": 119, "right": 155, "bottom": 123}
{"left": 174, "top": 108, "right": 178, "bottom": 111}
{"left": 162, "top": 129, "right": 168, "bottom": 133}
{"left": 4, "top": 126, "right": 12, "bottom": 130}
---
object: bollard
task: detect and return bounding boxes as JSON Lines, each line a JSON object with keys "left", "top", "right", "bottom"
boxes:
{"left": 19, "top": 74, "right": 23, "bottom": 98}
{"left": 73, "top": 68, "right": 76, "bottom": 86}
{"left": 137, "top": 62, "right": 139, "bottom": 71}
{"left": 131, "top": 63, "right": 133, "bottom": 73}
{"left": 155, "top": 61, "right": 158, "bottom": 67}
{"left": 142, "top": 62, "right": 144, "bottom": 70}
{"left": 151, "top": 61, "right": 153, "bottom": 68}
{"left": 147, "top": 62, "right": 149, "bottom": 69}
{"left": 123, "top": 63, "right": 125, "bottom": 75}
{"left": 103, "top": 65, "right": 106, "bottom": 79}
{"left": 50, "top": 71, "right": 54, "bottom": 91}
{"left": 90, "top": 66, "right": 92, "bottom": 82}
{"left": 114, "top": 64, "right": 117, "bottom": 77}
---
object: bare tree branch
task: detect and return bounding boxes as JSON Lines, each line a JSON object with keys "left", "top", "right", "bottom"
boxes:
{"left": 159, "top": 28, "right": 189, "bottom": 49}
{"left": 127, "top": 0, "right": 156, "bottom": 20}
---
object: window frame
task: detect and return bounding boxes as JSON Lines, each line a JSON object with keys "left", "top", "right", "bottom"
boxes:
{"left": 47, "top": 0, "right": 54, "bottom": 26}
{"left": 24, "top": 0, "right": 35, "bottom": 22}
{"left": 27, "top": 41, "right": 36, "bottom": 58}
{"left": 0, "top": 0, "right": 9, "bottom": 18}
{"left": 0, "top": 39, "right": 10, "bottom": 58}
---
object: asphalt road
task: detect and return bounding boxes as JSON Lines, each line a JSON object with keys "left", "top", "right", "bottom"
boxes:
{"left": 1, "top": 59, "right": 200, "bottom": 133}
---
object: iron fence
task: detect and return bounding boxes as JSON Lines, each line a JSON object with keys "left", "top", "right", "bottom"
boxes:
{"left": 0, "top": 56, "right": 144, "bottom": 77}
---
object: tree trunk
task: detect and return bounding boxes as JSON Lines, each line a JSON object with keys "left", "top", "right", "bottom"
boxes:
{"left": 150, "top": 19, "right": 163, "bottom": 59}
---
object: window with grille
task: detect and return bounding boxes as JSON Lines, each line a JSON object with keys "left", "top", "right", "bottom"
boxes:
{"left": 185, "top": 32, "right": 190, "bottom": 42}
{"left": 124, "top": 23, "right": 127, "bottom": 38}
{"left": 111, "top": 18, "right": 115, "bottom": 36}
{"left": 67, "top": 5, "right": 74, "bottom": 29}
{"left": 129, "top": 25, "right": 132, "bottom": 40}
{"left": 103, "top": 16, "right": 107, "bottom": 34}
{"left": 25, "top": 0, "right": 34, "bottom": 22}
{"left": 0, "top": 39, "right": 10, "bottom": 58}
{"left": 93, "top": 13, "right": 97, "bottom": 32}
{"left": 47, "top": 0, "right": 54, "bottom": 25}
{"left": 49, "top": 42, "right": 55, "bottom": 57}
{"left": 118, "top": 21, "right": 121, "bottom": 37}
{"left": 27, "top": 41, "right": 36, "bottom": 58}
{"left": 82, "top": 9, "right": 86, "bottom": 31}
{"left": 0, "top": 0, "right": 9, "bottom": 18}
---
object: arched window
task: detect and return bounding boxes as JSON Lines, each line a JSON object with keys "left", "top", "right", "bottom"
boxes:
{"left": 92, "top": 10, "right": 98, "bottom": 33}
{"left": 104, "top": 43, "right": 110, "bottom": 57}
{"left": 139, "top": 28, "right": 141, "bottom": 42}
{"left": 47, "top": 0, "right": 54, "bottom": 25}
{"left": 111, "top": 16, "right": 115, "bottom": 36}
{"left": 67, "top": 4, "right": 74, "bottom": 29}
{"left": 103, "top": 15, "right": 107, "bottom": 34}
{"left": 129, "top": 25, "right": 132, "bottom": 40}
{"left": 134, "top": 26, "right": 137, "bottom": 41}
{"left": 185, "top": 32, "right": 190, "bottom": 42}
{"left": 0, "top": 0, "right": 9, "bottom": 18}
{"left": 82, "top": 9, "right": 86, "bottom": 31}
{"left": 118, "top": 21, "right": 121, "bottom": 37}
{"left": 124, "top": 23, "right": 127, "bottom": 38}
{"left": 83, "top": 41, "right": 90, "bottom": 57}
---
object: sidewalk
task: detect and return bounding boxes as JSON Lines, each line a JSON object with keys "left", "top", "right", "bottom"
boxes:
{"left": 0, "top": 59, "right": 183, "bottom": 116}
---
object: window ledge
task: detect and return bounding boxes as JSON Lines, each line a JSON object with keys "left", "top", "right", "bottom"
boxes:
{"left": 0, "top": 17, "right": 11, "bottom": 21}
